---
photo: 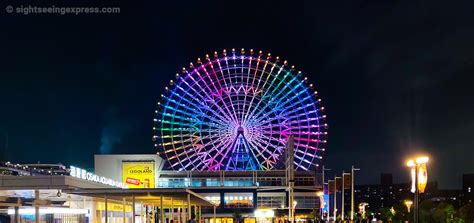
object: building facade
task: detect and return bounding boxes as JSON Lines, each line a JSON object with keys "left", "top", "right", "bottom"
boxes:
{"left": 93, "top": 155, "right": 323, "bottom": 222}
{"left": 0, "top": 157, "right": 323, "bottom": 223}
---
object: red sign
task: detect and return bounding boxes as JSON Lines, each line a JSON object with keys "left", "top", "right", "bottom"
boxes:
{"left": 126, "top": 177, "right": 141, "bottom": 186}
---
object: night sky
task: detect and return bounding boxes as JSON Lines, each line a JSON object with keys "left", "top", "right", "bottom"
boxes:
{"left": 1, "top": 0, "right": 473, "bottom": 189}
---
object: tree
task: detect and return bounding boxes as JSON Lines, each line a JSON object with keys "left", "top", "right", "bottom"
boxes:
{"left": 457, "top": 203, "right": 474, "bottom": 222}
{"left": 447, "top": 217, "right": 464, "bottom": 223}
{"left": 392, "top": 203, "right": 410, "bottom": 223}
{"left": 232, "top": 208, "right": 242, "bottom": 223}
{"left": 433, "top": 202, "right": 455, "bottom": 222}
{"left": 380, "top": 207, "right": 395, "bottom": 222}
{"left": 419, "top": 200, "right": 437, "bottom": 223}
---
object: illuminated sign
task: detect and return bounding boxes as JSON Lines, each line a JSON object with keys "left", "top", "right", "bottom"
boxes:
{"left": 70, "top": 166, "right": 127, "bottom": 189}
{"left": 418, "top": 163, "right": 428, "bottom": 193}
{"left": 321, "top": 194, "right": 329, "bottom": 211}
{"left": 122, "top": 161, "right": 155, "bottom": 188}
{"left": 410, "top": 163, "right": 428, "bottom": 193}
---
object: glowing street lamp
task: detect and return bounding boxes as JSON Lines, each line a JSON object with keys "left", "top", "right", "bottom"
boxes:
{"left": 358, "top": 203, "right": 368, "bottom": 220}
{"left": 404, "top": 200, "right": 413, "bottom": 213}
{"left": 406, "top": 156, "right": 429, "bottom": 223}
{"left": 292, "top": 200, "right": 297, "bottom": 222}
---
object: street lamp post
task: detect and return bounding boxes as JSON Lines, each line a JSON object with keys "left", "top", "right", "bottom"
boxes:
{"left": 406, "top": 156, "right": 429, "bottom": 223}
{"left": 327, "top": 180, "right": 333, "bottom": 222}
{"left": 351, "top": 166, "right": 360, "bottom": 222}
{"left": 322, "top": 166, "right": 330, "bottom": 222}
{"left": 342, "top": 171, "right": 350, "bottom": 221}
{"left": 334, "top": 176, "right": 341, "bottom": 221}
{"left": 292, "top": 200, "right": 298, "bottom": 222}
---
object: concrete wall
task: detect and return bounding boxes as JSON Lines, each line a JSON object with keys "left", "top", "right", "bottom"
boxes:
{"left": 94, "top": 154, "right": 165, "bottom": 187}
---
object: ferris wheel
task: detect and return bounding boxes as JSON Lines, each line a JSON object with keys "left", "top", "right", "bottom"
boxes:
{"left": 153, "top": 49, "right": 327, "bottom": 171}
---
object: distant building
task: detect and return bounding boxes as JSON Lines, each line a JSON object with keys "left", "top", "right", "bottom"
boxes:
{"left": 0, "top": 162, "right": 68, "bottom": 176}
{"left": 354, "top": 173, "right": 438, "bottom": 212}
{"left": 432, "top": 189, "right": 464, "bottom": 208}
{"left": 463, "top": 174, "right": 474, "bottom": 204}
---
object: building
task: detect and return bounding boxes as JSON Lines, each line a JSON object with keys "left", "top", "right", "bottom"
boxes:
{"left": 354, "top": 173, "right": 438, "bottom": 213}
{"left": 0, "top": 162, "right": 68, "bottom": 176}
{"left": 432, "top": 174, "right": 474, "bottom": 208}
{"left": 0, "top": 156, "right": 323, "bottom": 223}
{"left": 93, "top": 154, "right": 323, "bottom": 223}
{"left": 94, "top": 154, "right": 165, "bottom": 189}
{"left": 0, "top": 163, "right": 214, "bottom": 223}
{"left": 463, "top": 174, "right": 474, "bottom": 203}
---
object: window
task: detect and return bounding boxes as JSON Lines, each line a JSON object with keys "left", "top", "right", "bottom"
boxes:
{"left": 257, "top": 195, "right": 284, "bottom": 208}
{"left": 201, "top": 193, "right": 221, "bottom": 205}
{"left": 294, "top": 196, "right": 318, "bottom": 208}
{"left": 224, "top": 193, "right": 253, "bottom": 208}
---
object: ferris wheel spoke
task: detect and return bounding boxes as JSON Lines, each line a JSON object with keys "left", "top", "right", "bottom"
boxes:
{"left": 257, "top": 113, "right": 323, "bottom": 129}
{"left": 247, "top": 70, "right": 293, "bottom": 120}
{"left": 238, "top": 56, "right": 256, "bottom": 125}
{"left": 213, "top": 59, "right": 240, "bottom": 124}
{"left": 257, "top": 93, "right": 318, "bottom": 125}
{"left": 162, "top": 131, "right": 230, "bottom": 148}
{"left": 200, "top": 66, "right": 222, "bottom": 98}
{"left": 242, "top": 139, "right": 265, "bottom": 168}
{"left": 258, "top": 133, "right": 286, "bottom": 147}
{"left": 179, "top": 76, "right": 238, "bottom": 125}
{"left": 243, "top": 60, "right": 269, "bottom": 125}
{"left": 178, "top": 74, "right": 235, "bottom": 122}
{"left": 200, "top": 135, "right": 235, "bottom": 170}
{"left": 243, "top": 65, "right": 283, "bottom": 124}
{"left": 220, "top": 57, "right": 243, "bottom": 124}
{"left": 166, "top": 90, "right": 230, "bottom": 126}
{"left": 252, "top": 78, "right": 304, "bottom": 124}
{"left": 250, "top": 133, "right": 284, "bottom": 156}
{"left": 169, "top": 133, "right": 233, "bottom": 170}
{"left": 246, "top": 137, "right": 281, "bottom": 169}
{"left": 198, "top": 66, "right": 242, "bottom": 125}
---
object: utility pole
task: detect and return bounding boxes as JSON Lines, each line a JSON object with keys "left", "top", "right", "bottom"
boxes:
{"left": 327, "top": 180, "right": 333, "bottom": 223}
{"left": 414, "top": 164, "right": 419, "bottom": 223}
{"left": 334, "top": 176, "right": 341, "bottom": 221}
{"left": 322, "top": 166, "right": 331, "bottom": 190}
{"left": 342, "top": 171, "right": 350, "bottom": 221}
{"left": 321, "top": 166, "right": 330, "bottom": 221}
{"left": 351, "top": 165, "right": 360, "bottom": 221}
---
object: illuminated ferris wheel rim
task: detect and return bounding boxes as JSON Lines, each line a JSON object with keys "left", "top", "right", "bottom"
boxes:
{"left": 153, "top": 48, "right": 328, "bottom": 171}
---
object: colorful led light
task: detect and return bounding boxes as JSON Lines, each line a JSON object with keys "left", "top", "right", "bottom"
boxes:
{"left": 154, "top": 49, "right": 327, "bottom": 171}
